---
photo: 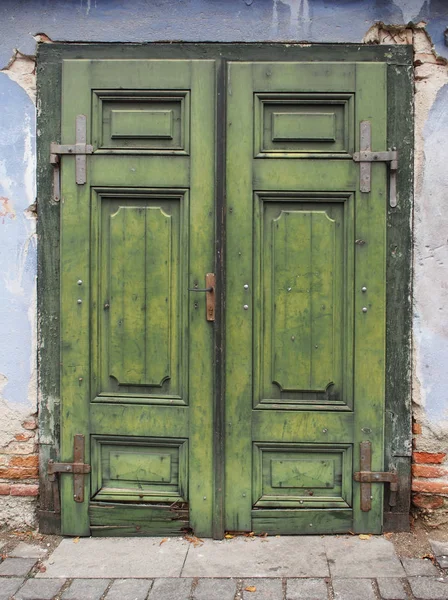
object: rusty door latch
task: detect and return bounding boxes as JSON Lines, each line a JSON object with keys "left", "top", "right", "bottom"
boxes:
{"left": 353, "top": 121, "right": 398, "bottom": 208}
{"left": 189, "top": 273, "right": 216, "bottom": 322}
{"left": 48, "top": 434, "right": 91, "bottom": 505}
{"left": 50, "top": 115, "right": 93, "bottom": 202}
{"left": 353, "top": 441, "right": 398, "bottom": 512}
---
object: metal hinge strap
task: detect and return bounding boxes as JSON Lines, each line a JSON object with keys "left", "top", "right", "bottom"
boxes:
{"left": 354, "top": 441, "right": 398, "bottom": 512}
{"left": 353, "top": 121, "right": 398, "bottom": 208}
{"left": 50, "top": 115, "right": 93, "bottom": 202}
{"left": 47, "top": 434, "right": 90, "bottom": 503}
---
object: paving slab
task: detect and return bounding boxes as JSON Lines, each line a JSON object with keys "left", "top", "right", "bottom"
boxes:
{"left": 148, "top": 578, "right": 193, "bottom": 600}
{"left": 324, "top": 536, "right": 405, "bottom": 578}
{"left": 332, "top": 578, "right": 376, "bottom": 600}
{"left": 286, "top": 578, "right": 329, "bottom": 599}
{"left": 408, "top": 576, "right": 448, "bottom": 600}
{"left": 105, "top": 578, "right": 153, "bottom": 600}
{"left": 10, "top": 543, "right": 49, "bottom": 559}
{"left": 401, "top": 557, "right": 439, "bottom": 577}
{"left": 14, "top": 578, "right": 66, "bottom": 600}
{"left": 430, "top": 540, "right": 448, "bottom": 557}
{"left": 37, "top": 538, "right": 189, "bottom": 578}
{"left": 182, "top": 537, "right": 329, "bottom": 578}
{"left": 193, "top": 578, "right": 238, "bottom": 600}
{"left": 242, "top": 578, "right": 283, "bottom": 599}
{"left": 0, "top": 578, "right": 24, "bottom": 600}
{"left": 0, "top": 558, "right": 36, "bottom": 577}
{"left": 376, "top": 578, "right": 407, "bottom": 600}
{"left": 430, "top": 540, "right": 448, "bottom": 570}
{"left": 62, "top": 578, "right": 110, "bottom": 600}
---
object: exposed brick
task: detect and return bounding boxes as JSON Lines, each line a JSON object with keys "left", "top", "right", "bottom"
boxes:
{"left": 14, "top": 432, "right": 34, "bottom": 442}
{"left": 22, "top": 418, "right": 37, "bottom": 430}
{"left": 413, "top": 493, "right": 444, "bottom": 510}
{"left": 2, "top": 441, "right": 36, "bottom": 455}
{"left": 413, "top": 464, "right": 448, "bottom": 478}
{"left": 412, "top": 422, "right": 422, "bottom": 435}
{"left": 9, "top": 455, "right": 39, "bottom": 467}
{"left": 0, "top": 467, "right": 39, "bottom": 479}
{"left": 413, "top": 452, "right": 446, "bottom": 465}
{"left": 412, "top": 480, "right": 448, "bottom": 494}
{"left": 0, "top": 483, "right": 11, "bottom": 495}
{"left": 10, "top": 484, "right": 39, "bottom": 496}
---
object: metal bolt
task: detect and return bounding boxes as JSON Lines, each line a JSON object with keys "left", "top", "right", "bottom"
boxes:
{"left": 77, "top": 279, "right": 83, "bottom": 285}
{"left": 322, "top": 428, "right": 328, "bottom": 434}
{"left": 309, "top": 523, "right": 313, "bottom": 527}
{"left": 287, "top": 287, "right": 292, "bottom": 292}
{"left": 203, "top": 496, "right": 207, "bottom": 500}
{"left": 244, "top": 284, "right": 249, "bottom": 290}
{"left": 299, "top": 500, "right": 304, "bottom": 504}
{"left": 78, "top": 377, "right": 83, "bottom": 382}
{"left": 194, "top": 302, "right": 198, "bottom": 309}
{"left": 77, "top": 299, "right": 82, "bottom": 304}
{"left": 291, "top": 335, "right": 295, "bottom": 341}
{"left": 362, "top": 307, "right": 368, "bottom": 313}
{"left": 243, "top": 304, "right": 249, "bottom": 310}
{"left": 242, "top": 493, "right": 246, "bottom": 498}
{"left": 362, "top": 286, "right": 367, "bottom": 292}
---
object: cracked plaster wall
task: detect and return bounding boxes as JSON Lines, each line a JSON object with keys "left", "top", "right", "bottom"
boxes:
{"left": 0, "top": 0, "right": 447, "bottom": 528}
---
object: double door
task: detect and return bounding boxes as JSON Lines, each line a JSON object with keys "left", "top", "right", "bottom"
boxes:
{"left": 59, "top": 53, "right": 387, "bottom": 537}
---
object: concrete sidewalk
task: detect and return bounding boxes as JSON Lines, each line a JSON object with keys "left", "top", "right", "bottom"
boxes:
{"left": 1, "top": 535, "right": 448, "bottom": 599}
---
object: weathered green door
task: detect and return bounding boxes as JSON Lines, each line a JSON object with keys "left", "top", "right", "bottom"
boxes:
{"left": 59, "top": 54, "right": 387, "bottom": 536}
{"left": 60, "top": 59, "right": 216, "bottom": 536}
{"left": 225, "top": 61, "right": 387, "bottom": 535}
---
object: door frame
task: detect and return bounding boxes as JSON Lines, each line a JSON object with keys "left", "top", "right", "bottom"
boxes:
{"left": 37, "top": 42, "right": 413, "bottom": 536}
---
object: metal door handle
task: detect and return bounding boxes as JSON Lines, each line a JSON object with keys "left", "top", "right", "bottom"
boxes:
{"left": 189, "top": 273, "right": 215, "bottom": 322}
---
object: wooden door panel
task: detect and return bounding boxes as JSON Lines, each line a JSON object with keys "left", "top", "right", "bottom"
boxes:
{"left": 254, "top": 195, "right": 354, "bottom": 410}
{"left": 252, "top": 443, "right": 352, "bottom": 509}
{"left": 93, "top": 90, "right": 190, "bottom": 153}
{"left": 93, "top": 190, "right": 188, "bottom": 402}
{"left": 254, "top": 93, "right": 354, "bottom": 156}
{"left": 91, "top": 436, "right": 188, "bottom": 502}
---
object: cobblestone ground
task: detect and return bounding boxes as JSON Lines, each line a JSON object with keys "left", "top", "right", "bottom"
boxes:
{"left": 0, "top": 536, "right": 447, "bottom": 600}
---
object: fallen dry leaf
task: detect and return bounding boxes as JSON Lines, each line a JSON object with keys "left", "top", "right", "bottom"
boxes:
{"left": 359, "top": 534, "right": 371, "bottom": 540}
{"left": 225, "top": 534, "right": 234, "bottom": 539}
{"left": 184, "top": 535, "right": 204, "bottom": 548}
{"left": 73, "top": 537, "right": 80, "bottom": 544}
{"left": 422, "top": 553, "right": 436, "bottom": 563}
{"left": 159, "top": 538, "right": 168, "bottom": 546}
{"left": 245, "top": 586, "right": 257, "bottom": 592}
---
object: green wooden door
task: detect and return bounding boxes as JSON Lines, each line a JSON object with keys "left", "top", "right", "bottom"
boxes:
{"left": 60, "top": 59, "right": 216, "bottom": 536}
{"left": 59, "top": 55, "right": 387, "bottom": 536}
{"left": 225, "top": 61, "right": 387, "bottom": 535}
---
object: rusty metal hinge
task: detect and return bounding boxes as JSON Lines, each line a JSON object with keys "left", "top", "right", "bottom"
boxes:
{"left": 354, "top": 441, "right": 398, "bottom": 512}
{"left": 48, "top": 434, "right": 91, "bottom": 503}
{"left": 353, "top": 121, "right": 398, "bottom": 208}
{"left": 50, "top": 115, "right": 93, "bottom": 202}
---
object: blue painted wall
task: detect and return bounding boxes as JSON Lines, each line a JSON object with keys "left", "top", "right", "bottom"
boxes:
{"left": 0, "top": 0, "right": 447, "bottom": 69}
